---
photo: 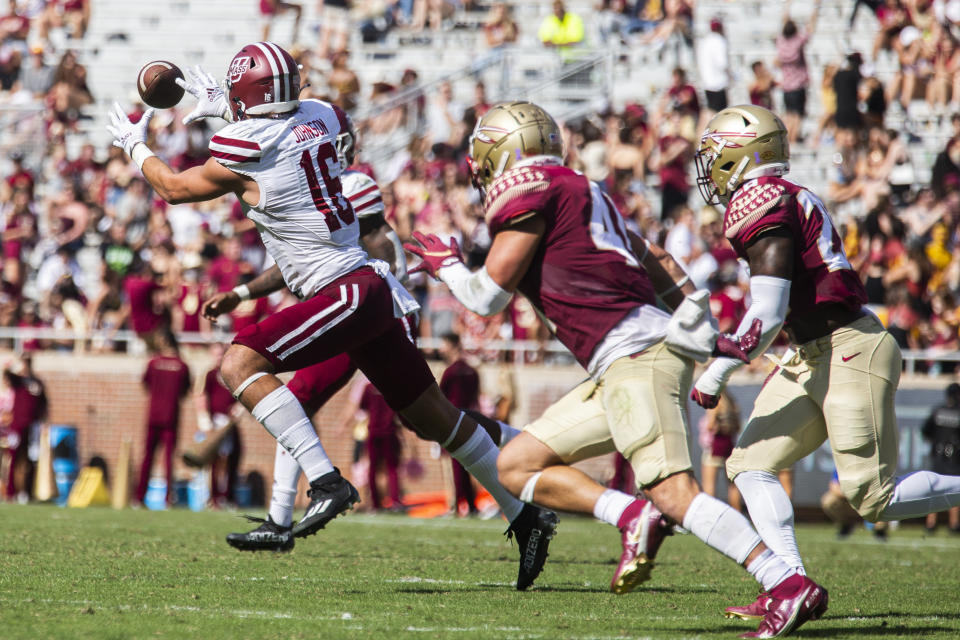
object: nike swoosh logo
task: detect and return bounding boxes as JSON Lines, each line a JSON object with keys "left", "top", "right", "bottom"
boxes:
{"left": 421, "top": 251, "right": 452, "bottom": 257}
{"left": 842, "top": 352, "right": 861, "bottom": 362}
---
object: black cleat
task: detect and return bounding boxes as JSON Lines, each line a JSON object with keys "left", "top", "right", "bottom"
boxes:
{"left": 506, "top": 504, "right": 558, "bottom": 590}
{"left": 226, "top": 515, "right": 294, "bottom": 552}
{"left": 292, "top": 468, "right": 360, "bottom": 538}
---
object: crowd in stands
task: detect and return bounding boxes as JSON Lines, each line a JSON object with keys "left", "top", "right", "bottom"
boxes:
{"left": 0, "top": 0, "right": 959, "bottom": 372}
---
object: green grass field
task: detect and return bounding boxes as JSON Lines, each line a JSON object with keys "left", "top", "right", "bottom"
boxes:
{"left": 0, "top": 504, "right": 958, "bottom": 639}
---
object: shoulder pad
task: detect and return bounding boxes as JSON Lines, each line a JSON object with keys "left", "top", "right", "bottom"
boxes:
{"left": 342, "top": 170, "right": 383, "bottom": 218}
{"left": 209, "top": 123, "right": 262, "bottom": 166}
{"left": 484, "top": 166, "right": 551, "bottom": 227}
{"left": 724, "top": 181, "right": 788, "bottom": 240}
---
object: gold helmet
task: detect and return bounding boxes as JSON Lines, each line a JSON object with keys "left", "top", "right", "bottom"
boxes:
{"left": 695, "top": 104, "right": 789, "bottom": 206}
{"left": 467, "top": 101, "right": 564, "bottom": 198}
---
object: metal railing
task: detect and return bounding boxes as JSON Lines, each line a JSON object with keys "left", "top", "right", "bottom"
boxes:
{"left": 354, "top": 47, "right": 614, "bottom": 176}
{"left": 1, "top": 326, "right": 958, "bottom": 374}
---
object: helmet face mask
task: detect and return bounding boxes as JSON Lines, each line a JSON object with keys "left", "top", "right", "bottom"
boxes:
{"left": 696, "top": 104, "right": 790, "bottom": 207}
{"left": 225, "top": 42, "right": 301, "bottom": 121}
{"left": 335, "top": 114, "right": 357, "bottom": 170}
{"left": 467, "top": 101, "right": 564, "bottom": 201}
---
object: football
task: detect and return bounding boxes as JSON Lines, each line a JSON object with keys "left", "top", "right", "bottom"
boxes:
{"left": 137, "top": 60, "right": 185, "bottom": 109}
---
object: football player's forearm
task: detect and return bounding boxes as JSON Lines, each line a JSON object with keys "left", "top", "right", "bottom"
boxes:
{"left": 140, "top": 154, "right": 185, "bottom": 204}
{"left": 438, "top": 263, "right": 512, "bottom": 317}
{"left": 245, "top": 264, "right": 286, "bottom": 299}
{"left": 631, "top": 233, "right": 695, "bottom": 310}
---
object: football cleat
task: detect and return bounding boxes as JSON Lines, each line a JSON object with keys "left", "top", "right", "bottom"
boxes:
{"left": 506, "top": 504, "right": 558, "bottom": 590}
{"left": 611, "top": 501, "right": 673, "bottom": 595}
{"left": 226, "top": 515, "right": 294, "bottom": 552}
{"left": 725, "top": 591, "right": 772, "bottom": 620}
{"left": 740, "top": 574, "right": 828, "bottom": 638}
{"left": 291, "top": 468, "right": 360, "bottom": 538}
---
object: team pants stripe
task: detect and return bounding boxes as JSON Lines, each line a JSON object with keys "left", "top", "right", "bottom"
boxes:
{"left": 266, "top": 284, "right": 352, "bottom": 355}
{"left": 277, "top": 285, "right": 361, "bottom": 360}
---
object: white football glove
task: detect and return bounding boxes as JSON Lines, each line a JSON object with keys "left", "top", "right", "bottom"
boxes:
{"left": 175, "top": 65, "right": 231, "bottom": 124}
{"left": 106, "top": 101, "right": 155, "bottom": 156}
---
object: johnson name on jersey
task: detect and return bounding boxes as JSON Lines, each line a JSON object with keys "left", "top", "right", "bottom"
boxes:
{"left": 210, "top": 99, "right": 367, "bottom": 299}
{"left": 723, "top": 176, "right": 867, "bottom": 324}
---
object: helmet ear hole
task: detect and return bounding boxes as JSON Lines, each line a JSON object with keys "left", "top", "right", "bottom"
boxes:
{"left": 720, "top": 161, "right": 735, "bottom": 170}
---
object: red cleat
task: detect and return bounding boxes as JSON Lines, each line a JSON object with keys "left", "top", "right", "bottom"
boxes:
{"left": 610, "top": 501, "right": 673, "bottom": 594}
{"left": 725, "top": 591, "right": 772, "bottom": 620}
{"left": 740, "top": 574, "right": 828, "bottom": 638}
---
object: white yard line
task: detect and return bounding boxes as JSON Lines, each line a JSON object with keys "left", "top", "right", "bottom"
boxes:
{"left": 0, "top": 597, "right": 352, "bottom": 622}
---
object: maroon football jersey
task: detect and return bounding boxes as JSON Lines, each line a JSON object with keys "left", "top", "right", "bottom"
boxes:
{"left": 142, "top": 354, "right": 191, "bottom": 427}
{"left": 723, "top": 176, "right": 867, "bottom": 328}
{"left": 359, "top": 384, "right": 398, "bottom": 437}
{"left": 484, "top": 164, "right": 657, "bottom": 368}
{"left": 124, "top": 275, "right": 167, "bottom": 335}
{"left": 203, "top": 369, "right": 235, "bottom": 416}
{"left": 8, "top": 374, "right": 46, "bottom": 433}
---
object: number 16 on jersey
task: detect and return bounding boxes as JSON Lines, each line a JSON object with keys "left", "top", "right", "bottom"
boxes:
{"left": 299, "top": 144, "right": 355, "bottom": 231}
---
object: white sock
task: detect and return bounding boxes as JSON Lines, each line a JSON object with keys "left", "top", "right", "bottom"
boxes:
{"left": 252, "top": 386, "right": 334, "bottom": 482}
{"left": 593, "top": 489, "right": 635, "bottom": 527}
{"left": 498, "top": 421, "right": 522, "bottom": 447}
{"left": 682, "top": 492, "right": 763, "bottom": 565}
{"left": 450, "top": 427, "right": 524, "bottom": 522}
{"left": 735, "top": 470, "right": 806, "bottom": 573}
{"left": 880, "top": 470, "right": 960, "bottom": 520}
{"left": 268, "top": 443, "right": 301, "bottom": 527}
{"left": 747, "top": 549, "right": 797, "bottom": 592}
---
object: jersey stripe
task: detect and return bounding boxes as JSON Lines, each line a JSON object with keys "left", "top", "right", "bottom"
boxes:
{"left": 211, "top": 135, "right": 261, "bottom": 151}
{"left": 349, "top": 184, "right": 379, "bottom": 200}
{"left": 351, "top": 196, "right": 383, "bottom": 214}
{"left": 210, "top": 149, "right": 260, "bottom": 164}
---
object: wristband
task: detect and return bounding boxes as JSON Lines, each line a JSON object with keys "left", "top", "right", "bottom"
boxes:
{"left": 659, "top": 274, "right": 690, "bottom": 297}
{"left": 232, "top": 284, "right": 251, "bottom": 300}
{"left": 131, "top": 143, "right": 156, "bottom": 171}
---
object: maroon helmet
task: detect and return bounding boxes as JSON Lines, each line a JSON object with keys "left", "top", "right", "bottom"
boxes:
{"left": 225, "top": 41, "right": 300, "bottom": 120}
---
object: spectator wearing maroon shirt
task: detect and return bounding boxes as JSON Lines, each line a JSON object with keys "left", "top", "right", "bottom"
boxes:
{"left": 438, "top": 333, "right": 481, "bottom": 515}
{"left": 665, "top": 67, "right": 699, "bottom": 119}
{"left": 207, "top": 236, "right": 252, "bottom": 293}
{"left": 358, "top": 382, "right": 403, "bottom": 511}
{"left": 3, "top": 188, "right": 36, "bottom": 290}
{"left": 173, "top": 267, "right": 204, "bottom": 334}
{"left": 202, "top": 344, "right": 242, "bottom": 507}
{"left": 3, "top": 355, "right": 47, "bottom": 501}
{"left": 653, "top": 109, "right": 694, "bottom": 220}
{"left": 123, "top": 262, "right": 170, "bottom": 345}
{"left": 2, "top": 151, "right": 34, "bottom": 201}
{"left": 135, "top": 330, "right": 191, "bottom": 506}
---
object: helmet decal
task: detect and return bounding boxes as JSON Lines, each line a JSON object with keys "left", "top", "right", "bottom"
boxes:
{"left": 229, "top": 56, "right": 251, "bottom": 83}
{"left": 474, "top": 125, "right": 510, "bottom": 144}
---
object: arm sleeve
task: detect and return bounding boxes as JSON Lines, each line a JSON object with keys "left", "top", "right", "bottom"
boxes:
{"left": 437, "top": 263, "right": 513, "bottom": 317}
{"left": 386, "top": 229, "right": 408, "bottom": 283}
{"left": 694, "top": 275, "right": 791, "bottom": 395}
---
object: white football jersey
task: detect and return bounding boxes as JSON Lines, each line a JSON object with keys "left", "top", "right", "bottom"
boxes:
{"left": 210, "top": 99, "right": 367, "bottom": 299}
